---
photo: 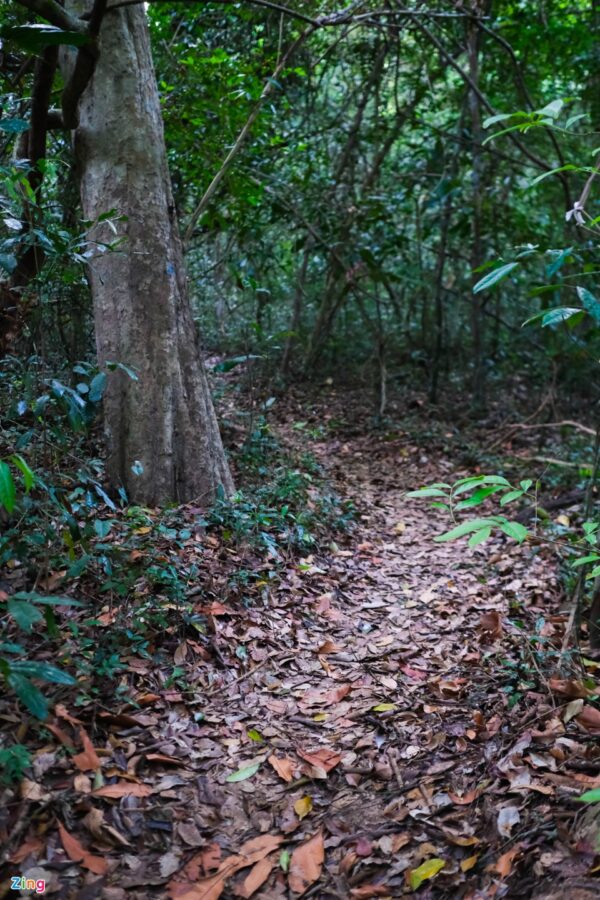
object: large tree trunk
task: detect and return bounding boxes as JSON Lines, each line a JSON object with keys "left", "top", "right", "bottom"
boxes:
{"left": 64, "top": 1, "right": 233, "bottom": 505}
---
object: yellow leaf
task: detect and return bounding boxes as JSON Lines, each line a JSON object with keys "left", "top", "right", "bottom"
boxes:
{"left": 408, "top": 858, "right": 445, "bottom": 890}
{"left": 294, "top": 795, "right": 313, "bottom": 819}
{"left": 372, "top": 703, "right": 396, "bottom": 712}
{"left": 460, "top": 855, "right": 478, "bottom": 872}
{"left": 556, "top": 514, "right": 570, "bottom": 527}
{"left": 312, "top": 713, "right": 327, "bottom": 722}
{"left": 133, "top": 526, "right": 152, "bottom": 535}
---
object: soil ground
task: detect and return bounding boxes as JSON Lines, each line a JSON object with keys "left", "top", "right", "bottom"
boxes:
{"left": 1, "top": 389, "right": 599, "bottom": 898}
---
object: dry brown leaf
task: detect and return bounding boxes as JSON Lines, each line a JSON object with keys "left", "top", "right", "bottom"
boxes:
{"left": 73, "top": 728, "right": 101, "bottom": 772}
{"left": 93, "top": 782, "right": 153, "bottom": 798}
{"left": 297, "top": 748, "right": 341, "bottom": 773}
{"left": 479, "top": 610, "right": 502, "bottom": 639}
{"left": 58, "top": 821, "right": 108, "bottom": 875}
{"left": 576, "top": 704, "right": 600, "bottom": 733}
{"left": 10, "top": 836, "right": 44, "bottom": 863}
{"left": 488, "top": 844, "right": 522, "bottom": 878}
{"left": 268, "top": 754, "right": 295, "bottom": 783}
{"left": 288, "top": 830, "right": 324, "bottom": 894}
{"left": 169, "top": 835, "right": 282, "bottom": 900}
{"left": 350, "top": 887, "right": 391, "bottom": 898}
{"left": 233, "top": 857, "right": 273, "bottom": 898}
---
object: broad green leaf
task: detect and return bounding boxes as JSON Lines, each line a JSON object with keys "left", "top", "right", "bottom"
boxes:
{"left": 11, "top": 592, "right": 82, "bottom": 606}
{"left": 542, "top": 307, "right": 582, "bottom": 327}
{"left": 0, "top": 461, "right": 16, "bottom": 513}
{"left": 473, "top": 262, "right": 518, "bottom": 293}
{"left": 434, "top": 519, "right": 494, "bottom": 542}
{"left": 0, "top": 118, "right": 29, "bottom": 133}
{"left": 499, "top": 521, "right": 528, "bottom": 543}
{"left": 520, "top": 480, "right": 533, "bottom": 491}
{"left": 226, "top": 762, "right": 261, "bottom": 782}
{"left": 579, "top": 788, "right": 600, "bottom": 803}
{"left": 500, "top": 490, "right": 524, "bottom": 506}
{"left": 10, "top": 454, "right": 35, "bottom": 492}
{"left": 577, "top": 287, "right": 600, "bottom": 324}
{"left": 7, "top": 599, "right": 43, "bottom": 632}
{"left": 408, "top": 858, "right": 446, "bottom": 890}
{"left": 572, "top": 555, "right": 600, "bottom": 568}
{"left": 468, "top": 526, "right": 492, "bottom": 547}
{"left": 1, "top": 24, "right": 90, "bottom": 51}
{"left": 455, "top": 486, "right": 505, "bottom": 509}
{"left": 9, "top": 661, "right": 76, "bottom": 685}
{"left": 523, "top": 307, "right": 579, "bottom": 327}
{"left": 7, "top": 673, "right": 48, "bottom": 719}
{"left": 529, "top": 164, "right": 579, "bottom": 188}
{"left": 0, "top": 253, "right": 17, "bottom": 274}
{"left": 89, "top": 372, "right": 107, "bottom": 403}
{"left": 247, "top": 729, "right": 263, "bottom": 742}
{"left": 406, "top": 488, "right": 448, "bottom": 498}
{"left": 279, "top": 849, "right": 291, "bottom": 872}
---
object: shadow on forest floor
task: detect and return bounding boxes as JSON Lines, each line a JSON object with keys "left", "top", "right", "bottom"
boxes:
{"left": 1, "top": 387, "right": 599, "bottom": 898}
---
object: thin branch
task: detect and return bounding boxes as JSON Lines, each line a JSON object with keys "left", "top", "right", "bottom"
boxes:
{"left": 183, "top": 26, "right": 313, "bottom": 245}
{"left": 13, "top": 0, "right": 87, "bottom": 32}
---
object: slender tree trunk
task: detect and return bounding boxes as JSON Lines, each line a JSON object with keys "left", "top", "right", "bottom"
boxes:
{"left": 468, "top": 4, "right": 486, "bottom": 412}
{"left": 64, "top": 1, "right": 233, "bottom": 505}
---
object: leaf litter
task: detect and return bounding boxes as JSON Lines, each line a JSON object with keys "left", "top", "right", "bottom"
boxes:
{"left": 1, "top": 390, "right": 600, "bottom": 897}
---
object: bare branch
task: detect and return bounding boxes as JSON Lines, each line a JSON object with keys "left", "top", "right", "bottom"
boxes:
{"left": 12, "top": 0, "right": 87, "bottom": 33}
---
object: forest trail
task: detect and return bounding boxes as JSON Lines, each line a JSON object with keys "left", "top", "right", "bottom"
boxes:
{"left": 159, "top": 410, "right": 592, "bottom": 899}
{"left": 6, "top": 403, "right": 599, "bottom": 899}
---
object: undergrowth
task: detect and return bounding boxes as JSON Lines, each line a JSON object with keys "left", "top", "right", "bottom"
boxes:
{"left": 0, "top": 359, "right": 353, "bottom": 780}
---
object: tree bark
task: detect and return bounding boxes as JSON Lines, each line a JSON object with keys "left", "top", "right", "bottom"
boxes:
{"left": 64, "top": 1, "right": 233, "bottom": 505}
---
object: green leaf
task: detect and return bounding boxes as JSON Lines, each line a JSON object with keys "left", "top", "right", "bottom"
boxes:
{"left": 520, "top": 480, "right": 533, "bottom": 491}
{"left": 455, "top": 486, "right": 504, "bottom": 510}
{"left": 279, "top": 849, "right": 291, "bottom": 872}
{"left": 473, "top": 263, "right": 518, "bottom": 293}
{"left": 468, "top": 526, "right": 492, "bottom": 547}
{"left": 500, "top": 490, "right": 524, "bottom": 506}
{"left": 7, "top": 599, "right": 43, "bottom": 632}
{"left": 529, "top": 164, "right": 579, "bottom": 188}
{"left": 7, "top": 673, "right": 48, "bottom": 719}
{"left": 523, "top": 306, "right": 581, "bottom": 328}
{"left": 9, "top": 454, "right": 35, "bottom": 492}
{"left": 0, "top": 253, "right": 17, "bottom": 274}
{"left": 579, "top": 788, "right": 600, "bottom": 803}
{"left": 572, "top": 555, "right": 600, "bottom": 568}
{"left": 499, "top": 520, "right": 528, "bottom": 543}
{"left": 10, "top": 661, "right": 76, "bottom": 685}
{"left": 226, "top": 762, "right": 261, "bottom": 782}
{"left": 408, "top": 858, "right": 446, "bottom": 890}
{"left": 406, "top": 488, "right": 448, "bottom": 498}
{"left": 1, "top": 24, "right": 90, "bottom": 52}
{"left": 89, "top": 372, "right": 107, "bottom": 403}
{"left": 247, "top": 729, "right": 264, "bottom": 742}
{"left": 434, "top": 519, "right": 495, "bottom": 542}
{"left": 0, "top": 461, "right": 16, "bottom": 513}
{"left": 0, "top": 118, "right": 29, "bottom": 133}
{"left": 372, "top": 703, "right": 397, "bottom": 712}
{"left": 577, "top": 287, "right": 600, "bottom": 324}
{"left": 10, "top": 592, "right": 82, "bottom": 607}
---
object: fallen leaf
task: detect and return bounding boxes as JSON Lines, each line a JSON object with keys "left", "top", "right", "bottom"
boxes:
{"left": 268, "top": 754, "right": 295, "bottom": 783}
{"left": 488, "top": 844, "right": 522, "bottom": 878}
{"left": 576, "top": 704, "right": 600, "bottom": 733}
{"left": 497, "top": 806, "right": 520, "bottom": 837}
{"left": 58, "top": 821, "right": 108, "bottom": 875}
{"left": 294, "top": 796, "right": 313, "bottom": 819}
{"left": 479, "top": 611, "right": 502, "bottom": 639}
{"left": 93, "top": 782, "right": 153, "bottom": 798}
{"left": 288, "top": 830, "right": 324, "bottom": 894}
{"left": 10, "top": 836, "right": 44, "bottom": 863}
{"left": 460, "top": 855, "right": 478, "bottom": 873}
{"left": 72, "top": 728, "right": 101, "bottom": 772}
{"left": 226, "top": 762, "right": 261, "bottom": 783}
{"left": 407, "top": 858, "right": 445, "bottom": 890}
{"left": 170, "top": 835, "right": 282, "bottom": 900}
{"left": 233, "top": 857, "right": 273, "bottom": 898}
{"left": 297, "top": 747, "right": 341, "bottom": 774}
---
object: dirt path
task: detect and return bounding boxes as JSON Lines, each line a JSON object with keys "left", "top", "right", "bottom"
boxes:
{"left": 5, "top": 415, "right": 599, "bottom": 899}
